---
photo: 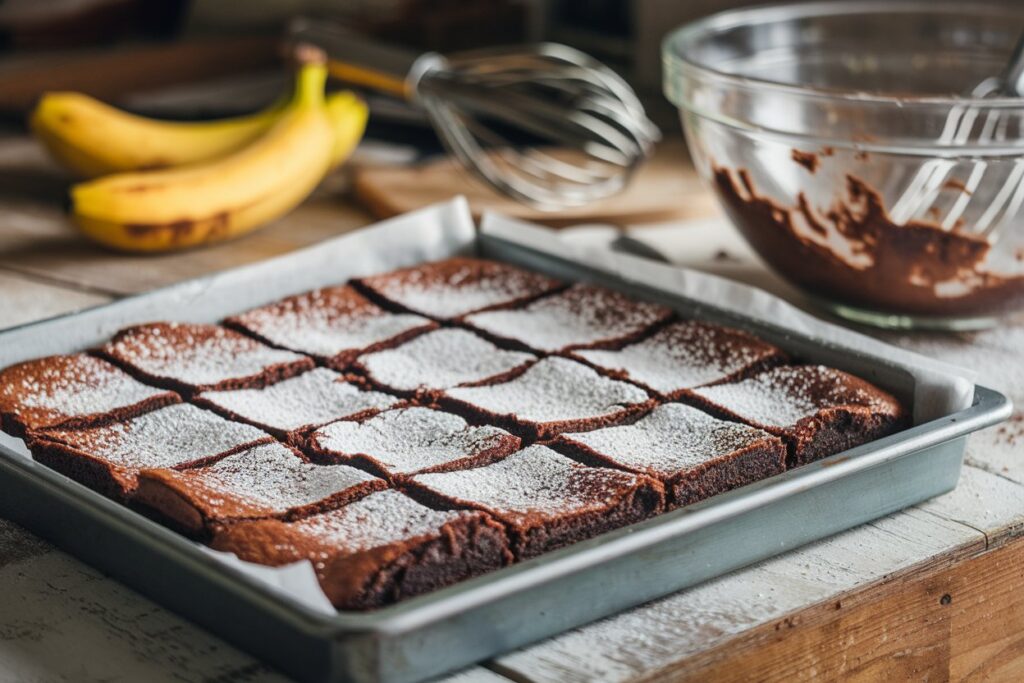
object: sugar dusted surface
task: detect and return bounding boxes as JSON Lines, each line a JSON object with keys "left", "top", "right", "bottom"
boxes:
{"left": 199, "top": 368, "right": 398, "bottom": 432}
{"left": 562, "top": 403, "right": 774, "bottom": 477}
{"left": 445, "top": 357, "right": 648, "bottom": 424}
{"left": 358, "top": 329, "right": 535, "bottom": 391}
{"left": 465, "top": 283, "right": 670, "bottom": 352}
{"left": 313, "top": 406, "right": 515, "bottom": 474}
{"left": 575, "top": 321, "right": 781, "bottom": 394}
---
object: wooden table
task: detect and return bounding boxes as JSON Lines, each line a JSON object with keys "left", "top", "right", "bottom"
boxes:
{"left": 1, "top": 135, "right": 1022, "bottom": 683}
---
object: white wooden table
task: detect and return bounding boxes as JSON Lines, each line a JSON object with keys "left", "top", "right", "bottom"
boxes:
{"left": 0, "top": 136, "right": 1022, "bottom": 682}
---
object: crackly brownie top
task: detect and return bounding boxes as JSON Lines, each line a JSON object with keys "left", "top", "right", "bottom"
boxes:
{"left": 464, "top": 283, "right": 672, "bottom": 352}
{"left": 356, "top": 328, "right": 535, "bottom": 392}
{"left": 356, "top": 257, "right": 564, "bottom": 319}
{"left": 226, "top": 285, "right": 434, "bottom": 361}
{"left": 310, "top": 406, "right": 519, "bottom": 475}
{"left": 444, "top": 357, "right": 648, "bottom": 425}
{"left": 558, "top": 403, "right": 779, "bottom": 478}
{"left": 197, "top": 368, "right": 399, "bottom": 433}
{"left": 0, "top": 353, "right": 175, "bottom": 430}
{"left": 140, "top": 442, "right": 384, "bottom": 518}
{"left": 573, "top": 321, "right": 784, "bottom": 395}
{"left": 690, "top": 365, "right": 905, "bottom": 430}
{"left": 39, "top": 403, "right": 269, "bottom": 470}
{"left": 102, "top": 322, "right": 310, "bottom": 390}
{"left": 410, "top": 445, "right": 650, "bottom": 523}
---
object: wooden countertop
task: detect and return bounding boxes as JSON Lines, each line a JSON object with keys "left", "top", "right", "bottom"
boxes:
{"left": 1, "top": 135, "right": 1022, "bottom": 683}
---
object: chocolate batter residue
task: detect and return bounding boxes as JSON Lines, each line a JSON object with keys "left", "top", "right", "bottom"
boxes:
{"left": 791, "top": 149, "right": 819, "bottom": 173}
{"left": 713, "top": 165, "right": 1024, "bottom": 316}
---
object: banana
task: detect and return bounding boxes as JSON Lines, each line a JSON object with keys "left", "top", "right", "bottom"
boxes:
{"left": 71, "top": 57, "right": 348, "bottom": 253}
{"left": 326, "top": 91, "right": 368, "bottom": 167}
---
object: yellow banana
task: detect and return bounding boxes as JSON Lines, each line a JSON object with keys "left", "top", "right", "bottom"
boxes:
{"left": 326, "top": 91, "right": 368, "bottom": 167}
{"left": 71, "top": 59, "right": 341, "bottom": 253}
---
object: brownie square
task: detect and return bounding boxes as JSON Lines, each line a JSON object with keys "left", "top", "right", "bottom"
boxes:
{"left": 194, "top": 368, "right": 400, "bottom": 443}
{"left": 439, "top": 357, "right": 652, "bottom": 440}
{"left": 210, "top": 489, "right": 511, "bottom": 610}
{"left": 100, "top": 322, "right": 314, "bottom": 393}
{"left": 354, "top": 257, "right": 564, "bottom": 319}
{"left": 686, "top": 365, "right": 907, "bottom": 466}
{"left": 135, "top": 441, "right": 387, "bottom": 536}
{"left": 0, "top": 353, "right": 179, "bottom": 437}
{"left": 463, "top": 283, "right": 672, "bottom": 353}
{"left": 406, "top": 445, "right": 665, "bottom": 559}
{"left": 26, "top": 403, "right": 272, "bottom": 499}
{"left": 353, "top": 328, "right": 535, "bottom": 396}
{"left": 570, "top": 320, "right": 786, "bottom": 398}
{"left": 224, "top": 285, "right": 436, "bottom": 370}
{"left": 307, "top": 406, "right": 521, "bottom": 480}
{"left": 554, "top": 403, "right": 786, "bottom": 508}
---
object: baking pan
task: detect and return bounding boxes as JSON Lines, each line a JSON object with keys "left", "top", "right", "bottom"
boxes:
{"left": 0, "top": 198, "right": 1010, "bottom": 683}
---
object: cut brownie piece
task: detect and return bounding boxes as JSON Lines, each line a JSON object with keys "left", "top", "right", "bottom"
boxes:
{"left": 224, "top": 285, "right": 436, "bottom": 370}
{"left": 463, "top": 283, "right": 672, "bottom": 353}
{"left": 194, "top": 367, "right": 400, "bottom": 443}
{"left": 135, "top": 441, "right": 387, "bottom": 536}
{"left": 307, "top": 406, "right": 521, "bottom": 480}
{"left": 210, "top": 489, "right": 511, "bottom": 610}
{"left": 26, "top": 403, "right": 272, "bottom": 499}
{"left": 100, "top": 322, "right": 314, "bottom": 393}
{"left": 354, "top": 257, "right": 564, "bottom": 319}
{"left": 554, "top": 403, "right": 786, "bottom": 508}
{"left": 0, "top": 353, "right": 178, "bottom": 437}
{"left": 686, "top": 365, "right": 907, "bottom": 466}
{"left": 571, "top": 320, "right": 786, "bottom": 398}
{"left": 353, "top": 328, "right": 535, "bottom": 396}
{"left": 406, "top": 445, "right": 665, "bottom": 559}
{"left": 439, "top": 357, "right": 652, "bottom": 440}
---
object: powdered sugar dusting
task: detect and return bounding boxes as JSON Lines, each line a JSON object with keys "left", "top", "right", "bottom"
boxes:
{"left": 445, "top": 357, "right": 648, "bottom": 424}
{"left": 312, "top": 406, "right": 516, "bottom": 474}
{"left": 358, "top": 329, "right": 535, "bottom": 391}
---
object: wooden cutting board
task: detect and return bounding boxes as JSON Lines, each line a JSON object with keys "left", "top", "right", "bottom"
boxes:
{"left": 353, "top": 140, "right": 720, "bottom": 227}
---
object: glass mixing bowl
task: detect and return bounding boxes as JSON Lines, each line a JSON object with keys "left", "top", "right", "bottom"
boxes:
{"left": 663, "top": 1, "right": 1024, "bottom": 330}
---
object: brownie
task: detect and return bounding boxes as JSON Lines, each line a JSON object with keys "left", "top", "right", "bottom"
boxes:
{"left": 353, "top": 257, "right": 564, "bottom": 320}
{"left": 352, "top": 328, "right": 535, "bottom": 396}
{"left": 210, "top": 489, "right": 512, "bottom": 610}
{"left": 406, "top": 445, "right": 665, "bottom": 559}
{"left": 194, "top": 367, "right": 400, "bottom": 443}
{"left": 570, "top": 320, "right": 787, "bottom": 398}
{"left": 439, "top": 357, "right": 652, "bottom": 440}
{"left": 0, "top": 353, "right": 179, "bottom": 437}
{"left": 224, "top": 285, "right": 436, "bottom": 370}
{"left": 307, "top": 406, "right": 521, "bottom": 480}
{"left": 462, "top": 283, "right": 672, "bottom": 353}
{"left": 553, "top": 403, "right": 786, "bottom": 507}
{"left": 135, "top": 441, "right": 387, "bottom": 536}
{"left": 686, "top": 365, "right": 907, "bottom": 466}
{"left": 26, "top": 403, "right": 272, "bottom": 499}
{"left": 99, "top": 322, "right": 314, "bottom": 393}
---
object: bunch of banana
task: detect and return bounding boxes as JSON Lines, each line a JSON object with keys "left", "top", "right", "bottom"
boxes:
{"left": 30, "top": 48, "right": 367, "bottom": 253}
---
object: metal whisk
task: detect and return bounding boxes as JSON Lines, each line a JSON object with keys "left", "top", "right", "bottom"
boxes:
{"left": 289, "top": 19, "right": 659, "bottom": 211}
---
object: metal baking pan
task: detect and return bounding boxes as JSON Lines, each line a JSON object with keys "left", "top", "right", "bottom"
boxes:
{"left": 0, "top": 198, "right": 1010, "bottom": 683}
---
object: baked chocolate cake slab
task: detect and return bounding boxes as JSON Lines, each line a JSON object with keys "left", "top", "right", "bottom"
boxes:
{"left": 462, "top": 283, "right": 672, "bottom": 353}
{"left": 194, "top": 367, "right": 400, "bottom": 444}
{"left": 406, "top": 445, "right": 665, "bottom": 559}
{"left": 353, "top": 257, "right": 564, "bottom": 320}
{"left": 554, "top": 403, "right": 786, "bottom": 508}
{"left": 570, "top": 320, "right": 787, "bottom": 398}
{"left": 439, "top": 357, "right": 653, "bottom": 440}
{"left": 26, "top": 403, "right": 273, "bottom": 500}
{"left": 210, "top": 489, "right": 512, "bottom": 610}
{"left": 686, "top": 365, "right": 907, "bottom": 467}
{"left": 135, "top": 442, "right": 387, "bottom": 536}
{"left": 0, "top": 353, "right": 179, "bottom": 437}
{"left": 99, "top": 322, "right": 314, "bottom": 394}
{"left": 307, "top": 406, "right": 521, "bottom": 480}
{"left": 225, "top": 285, "right": 436, "bottom": 370}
